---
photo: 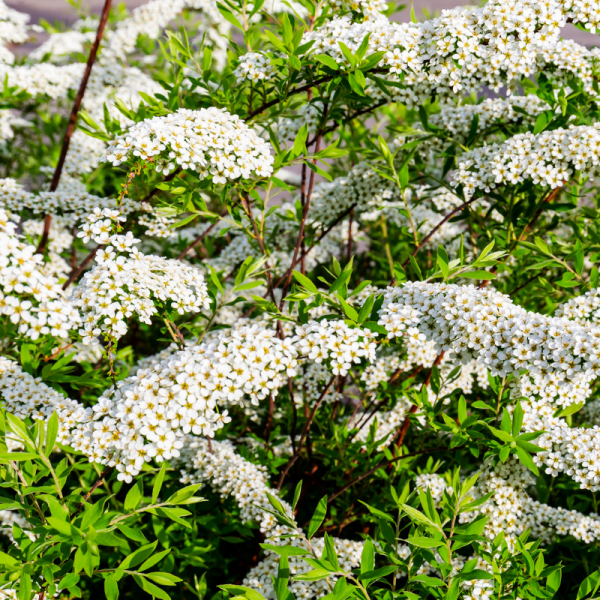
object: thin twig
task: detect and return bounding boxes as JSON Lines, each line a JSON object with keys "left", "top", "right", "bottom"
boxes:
{"left": 37, "top": 0, "right": 113, "bottom": 255}
{"left": 176, "top": 216, "right": 221, "bottom": 260}
{"left": 279, "top": 130, "right": 324, "bottom": 308}
{"left": 393, "top": 351, "right": 445, "bottom": 448}
{"left": 73, "top": 466, "right": 113, "bottom": 516}
{"left": 402, "top": 196, "right": 478, "bottom": 268}
{"left": 327, "top": 446, "right": 448, "bottom": 504}
{"left": 62, "top": 244, "right": 103, "bottom": 290}
{"left": 277, "top": 375, "right": 337, "bottom": 490}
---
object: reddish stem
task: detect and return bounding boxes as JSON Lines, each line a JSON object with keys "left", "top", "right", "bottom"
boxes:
{"left": 37, "top": 0, "right": 113, "bottom": 255}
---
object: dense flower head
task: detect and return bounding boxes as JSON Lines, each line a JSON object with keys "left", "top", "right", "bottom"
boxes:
{"left": 378, "top": 281, "right": 600, "bottom": 409}
{"left": 102, "top": 107, "right": 274, "bottom": 182}
{"left": 0, "top": 358, "right": 92, "bottom": 445}
{"left": 234, "top": 52, "right": 276, "bottom": 83}
{"left": 0, "top": 177, "right": 135, "bottom": 221}
{"left": 0, "top": 0, "right": 29, "bottom": 46}
{"left": 72, "top": 324, "right": 298, "bottom": 481}
{"left": 71, "top": 208, "right": 210, "bottom": 344}
{"left": 294, "top": 319, "right": 377, "bottom": 376}
{"left": 297, "top": 0, "right": 580, "bottom": 95}
{"left": 455, "top": 123, "right": 600, "bottom": 195}
{"left": 0, "top": 208, "right": 80, "bottom": 340}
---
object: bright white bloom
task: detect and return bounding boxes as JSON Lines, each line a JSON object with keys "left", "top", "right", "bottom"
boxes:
{"left": 73, "top": 325, "right": 298, "bottom": 481}
{"left": 102, "top": 107, "right": 274, "bottom": 181}
{"left": 0, "top": 358, "right": 93, "bottom": 446}
{"left": 70, "top": 209, "right": 210, "bottom": 344}
{"left": 0, "top": 208, "right": 80, "bottom": 340}
{"left": 455, "top": 123, "right": 600, "bottom": 195}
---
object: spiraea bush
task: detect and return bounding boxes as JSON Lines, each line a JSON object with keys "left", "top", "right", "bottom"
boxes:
{"left": 3, "top": 0, "right": 600, "bottom": 598}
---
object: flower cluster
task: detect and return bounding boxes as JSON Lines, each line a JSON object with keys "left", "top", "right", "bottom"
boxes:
{"left": 272, "top": 101, "right": 325, "bottom": 141}
{"left": 22, "top": 217, "right": 72, "bottom": 281}
{"left": 0, "top": 358, "right": 92, "bottom": 446}
{"left": 71, "top": 209, "right": 210, "bottom": 344}
{"left": 533, "top": 424, "right": 600, "bottom": 491}
{"left": 294, "top": 320, "right": 377, "bottom": 376}
{"left": 0, "top": 0, "right": 29, "bottom": 46}
{"left": 72, "top": 324, "right": 298, "bottom": 481}
{"left": 556, "top": 288, "right": 600, "bottom": 325}
{"left": 378, "top": 282, "right": 600, "bottom": 411}
{"left": 234, "top": 52, "right": 276, "bottom": 82}
{"left": 0, "top": 63, "right": 85, "bottom": 99}
{"left": 102, "top": 107, "right": 274, "bottom": 182}
{"left": 425, "top": 96, "right": 549, "bottom": 150}
{"left": 138, "top": 204, "right": 179, "bottom": 239}
{"left": 0, "top": 208, "right": 80, "bottom": 340}
{"left": 29, "top": 31, "right": 96, "bottom": 62}
{"left": 300, "top": 0, "right": 575, "bottom": 95}
{"left": 455, "top": 123, "right": 600, "bottom": 195}
{"left": 177, "top": 437, "right": 288, "bottom": 534}
{"left": 0, "top": 177, "right": 135, "bottom": 221}
{"left": 458, "top": 458, "right": 600, "bottom": 544}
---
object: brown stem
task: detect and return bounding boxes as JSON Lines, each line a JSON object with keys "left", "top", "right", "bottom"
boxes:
{"left": 346, "top": 207, "right": 354, "bottom": 263}
{"left": 37, "top": 0, "right": 113, "bottom": 255}
{"left": 248, "top": 69, "right": 387, "bottom": 120}
{"left": 264, "top": 394, "right": 275, "bottom": 442}
{"left": 327, "top": 446, "right": 448, "bottom": 505}
{"left": 393, "top": 351, "right": 445, "bottom": 448}
{"left": 288, "top": 377, "right": 298, "bottom": 454}
{"left": 176, "top": 216, "right": 222, "bottom": 260}
{"left": 277, "top": 375, "right": 337, "bottom": 490}
{"left": 279, "top": 131, "right": 324, "bottom": 309}
{"left": 62, "top": 244, "right": 103, "bottom": 290}
{"left": 73, "top": 466, "right": 113, "bottom": 516}
{"left": 402, "top": 196, "right": 478, "bottom": 268}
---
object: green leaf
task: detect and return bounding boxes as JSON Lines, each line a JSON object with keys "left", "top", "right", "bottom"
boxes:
{"left": 217, "top": 3, "right": 243, "bottom": 30}
{"left": 139, "top": 549, "right": 171, "bottom": 572}
{"left": 512, "top": 402, "right": 523, "bottom": 437}
{"left": 220, "top": 585, "right": 267, "bottom": 600}
{"left": 294, "top": 569, "right": 332, "bottom": 582}
{"left": 152, "top": 461, "right": 167, "bottom": 504}
{"left": 553, "top": 402, "right": 584, "bottom": 418}
{"left": 124, "top": 481, "right": 143, "bottom": 512}
{"left": 293, "top": 124, "right": 309, "bottom": 157}
{"left": 105, "top": 577, "right": 119, "bottom": 600}
{"left": 314, "top": 54, "right": 339, "bottom": 70}
{"left": 121, "top": 541, "right": 159, "bottom": 570}
{"left": 260, "top": 543, "right": 310, "bottom": 557}
{"left": 0, "top": 452, "right": 38, "bottom": 461}
{"left": 166, "top": 483, "right": 203, "bottom": 505}
{"left": 460, "top": 271, "right": 496, "bottom": 280}
{"left": 338, "top": 297, "right": 359, "bottom": 322}
{"left": 134, "top": 574, "right": 171, "bottom": 600}
{"left": 361, "top": 539, "right": 374, "bottom": 574}
{"left": 292, "top": 271, "right": 318, "bottom": 293}
{"left": 18, "top": 572, "right": 31, "bottom": 600}
{"left": 407, "top": 536, "right": 444, "bottom": 548}
{"left": 307, "top": 496, "right": 327, "bottom": 539}
{"left": 45, "top": 412, "right": 59, "bottom": 457}
{"left": 117, "top": 524, "right": 148, "bottom": 543}
{"left": 577, "top": 568, "right": 600, "bottom": 600}
{"left": 357, "top": 565, "right": 397, "bottom": 582}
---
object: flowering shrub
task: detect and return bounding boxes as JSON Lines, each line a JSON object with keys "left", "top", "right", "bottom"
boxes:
{"left": 3, "top": 0, "right": 600, "bottom": 599}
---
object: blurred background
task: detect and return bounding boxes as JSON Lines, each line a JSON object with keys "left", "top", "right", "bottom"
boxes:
{"left": 7, "top": 0, "right": 599, "bottom": 46}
